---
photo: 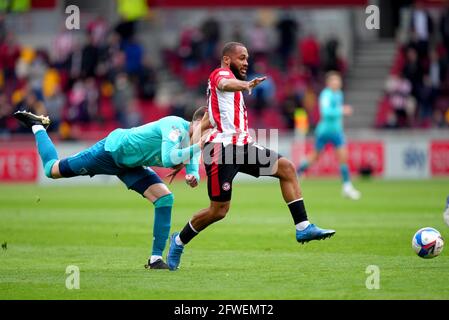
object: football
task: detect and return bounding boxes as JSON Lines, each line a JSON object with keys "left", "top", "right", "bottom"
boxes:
{"left": 412, "top": 227, "right": 444, "bottom": 259}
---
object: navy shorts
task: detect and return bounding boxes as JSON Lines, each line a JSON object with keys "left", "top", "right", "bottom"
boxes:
{"left": 58, "top": 139, "right": 163, "bottom": 195}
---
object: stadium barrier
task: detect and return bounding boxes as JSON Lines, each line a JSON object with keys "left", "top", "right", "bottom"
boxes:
{"left": 0, "top": 134, "right": 448, "bottom": 184}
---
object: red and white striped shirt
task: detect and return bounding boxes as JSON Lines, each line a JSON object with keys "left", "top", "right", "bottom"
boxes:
{"left": 206, "top": 67, "right": 252, "bottom": 146}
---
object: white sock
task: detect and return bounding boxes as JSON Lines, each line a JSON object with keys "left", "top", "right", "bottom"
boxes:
{"left": 32, "top": 125, "right": 45, "bottom": 134}
{"left": 175, "top": 235, "right": 184, "bottom": 246}
{"left": 296, "top": 221, "right": 310, "bottom": 231}
{"left": 150, "top": 255, "right": 163, "bottom": 264}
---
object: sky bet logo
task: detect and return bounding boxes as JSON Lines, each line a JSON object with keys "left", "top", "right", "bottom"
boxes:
{"left": 403, "top": 147, "right": 426, "bottom": 171}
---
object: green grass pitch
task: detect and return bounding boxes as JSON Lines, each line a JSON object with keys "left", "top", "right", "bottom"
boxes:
{"left": 1, "top": 178, "right": 448, "bottom": 299}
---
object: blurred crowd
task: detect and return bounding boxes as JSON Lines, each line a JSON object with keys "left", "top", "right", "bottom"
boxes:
{"left": 0, "top": 13, "right": 157, "bottom": 138}
{"left": 0, "top": 9, "right": 348, "bottom": 138}
{"left": 163, "top": 13, "right": 347, "bottom": 131}
{"left": 377, "top": 3, "right": 449, "bottom": 129}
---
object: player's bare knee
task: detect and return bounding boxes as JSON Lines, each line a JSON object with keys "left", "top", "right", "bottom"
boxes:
{"left": 211, "top": 203, "right": 230, "bottom": 221}
{"left": 278, "top": 158, "right": 296, "bottom": 179}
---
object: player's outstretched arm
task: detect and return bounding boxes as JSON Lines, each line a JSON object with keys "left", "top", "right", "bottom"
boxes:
{"left": 218, "top": 76, "right": 266, "bottom": 94}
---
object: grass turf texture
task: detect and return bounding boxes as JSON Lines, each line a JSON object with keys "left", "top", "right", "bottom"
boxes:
{"left": 0, "top": 179, "right": 448, "bottom": 300}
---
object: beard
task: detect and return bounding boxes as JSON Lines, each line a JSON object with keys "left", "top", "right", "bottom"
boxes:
{"left": 230, "top": 63, "right": 247, "bottom": 80}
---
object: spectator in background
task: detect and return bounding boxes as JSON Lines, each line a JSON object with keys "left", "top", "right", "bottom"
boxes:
{"left": 27, "top": 51, "right": 48, "bottom": 94}
{"left": 44, "top": 83, "right": 65, "bottom": 132}
{"left": 42, "top": 68, "right": 64, "bottom": 131}
{"left": 67, "top": 40, "right": 83, "bottom": 86}
{"left": 15, "top": 46, "right": 36, "bottom": 82}
{"left": 249, "top": 21, "right": 270, "bottom": 61}
{"left": 323, "top": 36, "right": 340, "bottom": 73}
{"left": 299, "top": 33, "right": 320, "bottom": 79}
{"left": 428, "top": 49, "right": 446, "bottom": 89}
{"left": 280, "top": 84, "right": 302, "bottom": 129}
{"left": 440, "top": 3, "right": 449, "bottom": 59}
{"left": 178, "top": 25, "right": 202, "bottom": 68}
{"left": 0, "top": 32, "right": 20, "bottom": 83}
{"left": 0, "top": 14, "right": 6, "bottom": 44}
{"left": 200, "top": 14, "right": 221, "bottom": 61}
{"left": 67, "top": 80, "right": 89, "bottom": 124}
{"left": 52, "top": 26, "right": 75, "bottom": 70}
{"left": 410, "top": 1, "right": 433, "bottom": 60}
{"left": 386, "top": 75, "right": 414, "bottom": 128}
{"left": 87, "top": 15, "right": 109, "bottom": 48}
{"left": 97, "top": 32, "right": 122, "bottom": 78}
{"left": 417, "top": 74, "right": 437, "bottom": 127}
{"left": 107, "top": 50, "right": 127, "bottom": 84}
{"left": 231, "top": 24, "right": 245, "bottom": 45}
{"left": 115, "top": 0, "right": 148, "bottom": 41}
{"left": 402, "top": 47, "right": 423, "bottom": 98}
{"left": 123, "top": 98, "right": 142, "bottom": 128}
{"left": 170, "top": 92, "right": 192, "bottom": 119}
{"left": 138, "top": 56, "right": 157, "bottom": 100}
{"left": 85, "top": 77, "right": 99, "bottom": 121}
{"left": 0, "top": 91, "right": 12, "bottom": 134}
{"left": 286, "top": 62, "right": 309, "bottom": 100}
{"left": 113, "top": 72, "right": 135, "bottom": 127}
{"left": 122, "top": 36, "right": 143, "bottom": 79}
{"left": 247, "top": 61, "right": 276, "bottom": 118}
{"left": 276, "top": 12, "right": 299, "bottom": 70}
{"left": 81, "top": 33, "right": 99, "bottom": 79}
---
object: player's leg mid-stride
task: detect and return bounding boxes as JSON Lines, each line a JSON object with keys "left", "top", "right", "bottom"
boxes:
{"left": 167, "top": 145, "right": 336, "bottom": 271}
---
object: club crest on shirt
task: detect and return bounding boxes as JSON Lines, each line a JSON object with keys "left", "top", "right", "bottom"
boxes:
{"left": 168, "top": 128, "right": 181, "bottom": 142}
{"left": 222, "top": 182, "right": 231, "bottom": 191}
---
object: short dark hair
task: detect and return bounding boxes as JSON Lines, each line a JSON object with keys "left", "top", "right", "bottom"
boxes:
{"left": 222, "top": 42, "right": 246, "bottom": 57}
{"left": 192, "top": 106, "right": 207, "bottom": 122}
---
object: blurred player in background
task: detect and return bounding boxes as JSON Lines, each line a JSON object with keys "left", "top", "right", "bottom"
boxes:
{"left": 167, "top": 42, "right": 335, "bottom": 271}
{"left": 296, "top": 71, "right": 361, "bottom": 200}
{"left": 13, "top": 107, "right": 209, "bottom": 269}
{"left": 444, "top": 196, "right": 449, "bottom": 227}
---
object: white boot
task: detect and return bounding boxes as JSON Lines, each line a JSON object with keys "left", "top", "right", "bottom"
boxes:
{"left": 342, "top": 182, "right": 361, "bottom": 200}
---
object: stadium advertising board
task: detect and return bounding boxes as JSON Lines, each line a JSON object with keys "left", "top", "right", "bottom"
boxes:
{"left": 291, "top": 141, "right": 384, "bottom": 177}
{"left": 1, "top": 139, "right": 449, "bottom": 183}
{"left": 385, "top": 141, "right": 430, "bottom": 179}
{"left": 430, "top": 141, "right": 449, "bottom": 176}
{"left": 0, "top": 147, "right": 38, "bottom": 182}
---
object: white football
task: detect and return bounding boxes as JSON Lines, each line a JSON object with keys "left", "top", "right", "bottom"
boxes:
{"left": 412, "top": 227, "right": 444, "bottom": 259}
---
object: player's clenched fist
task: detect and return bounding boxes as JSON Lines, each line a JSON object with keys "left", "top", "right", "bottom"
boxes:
{"left": 185, "top": 174, "right": 198, "bottom": 188}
